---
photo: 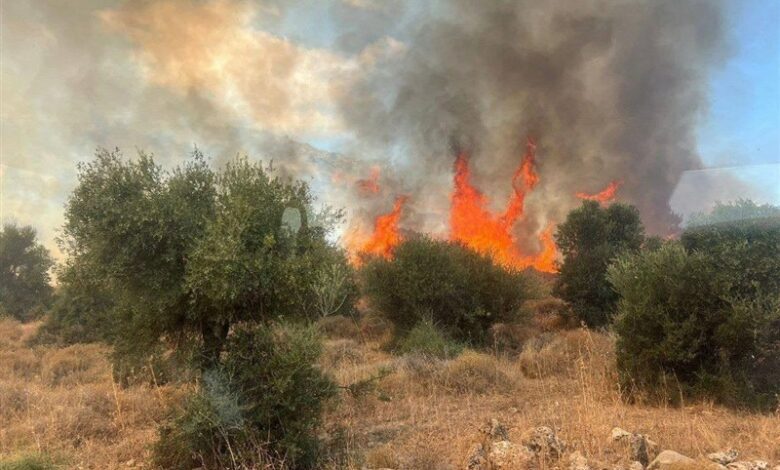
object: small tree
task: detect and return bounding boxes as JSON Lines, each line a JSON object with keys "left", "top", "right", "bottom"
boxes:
{"left": 361, "top": 235, "right": 535, "bottom": 344}
{"left": 553, "top": 201, "right": 644, "bottom": 327}
{"left": 61, "top": 148, "right": 348, "bottom": 467}
{"left": 0, "top": 223, "right": 54, "bottom": 321}
{"left": 60, "top": 149, "right": 351, "bottom": 370}
{"left": 310, "top": 249, "right": 358, "bottom": 318}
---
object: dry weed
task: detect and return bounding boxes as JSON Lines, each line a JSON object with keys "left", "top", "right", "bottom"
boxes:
{"left": 2, "top": 317, "right": 778, "bottom": 469}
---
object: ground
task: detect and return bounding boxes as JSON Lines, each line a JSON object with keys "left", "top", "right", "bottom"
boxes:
{"left": 0, "top": 317, "right": 777, "bottom": 469}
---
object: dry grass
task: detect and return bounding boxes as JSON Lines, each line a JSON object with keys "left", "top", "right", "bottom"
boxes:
{"left": 0, "top": 318, "right": 187, "bottom": 469}
{"left": 1, "top": 317, "right": 778, "bottom": 469}
{"left": 322, "top": 327, "right": 780, "bottom": 469}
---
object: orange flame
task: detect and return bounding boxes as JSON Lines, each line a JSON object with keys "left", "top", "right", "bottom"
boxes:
{"left": 529, "top": 223, "right": 557, "bottom": 273}
{"left": 356, "top": 165, "right": 381, "bottom": 196}
{"left": 345, "top": 195, "right": 407, "bottom": 263}
{"left": 450, "top": 140, "right": 557, "bottom": 272}
{"left": 576, "top": 180, "right": 621, "bottom": 203}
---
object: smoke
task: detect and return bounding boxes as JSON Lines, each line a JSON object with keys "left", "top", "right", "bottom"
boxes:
{"left": 336, "top": 0, "right": 727, "bottom": 236}
{"left": 2, "top": 0, "right": 728, "bottom": 258}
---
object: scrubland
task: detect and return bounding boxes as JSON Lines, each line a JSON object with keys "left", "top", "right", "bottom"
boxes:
{"left": 1, "top": 316, "right": 777, "bottom": 469}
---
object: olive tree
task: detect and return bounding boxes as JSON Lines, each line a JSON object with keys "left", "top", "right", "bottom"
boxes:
{"left": 553, "top": 201, "right": 644, "bottom": 327}
{"left": 60, "top": 148, "right": 350, "bottom": 369}
{"left": 0, "top": 223, "right": 54, "bottom": 321}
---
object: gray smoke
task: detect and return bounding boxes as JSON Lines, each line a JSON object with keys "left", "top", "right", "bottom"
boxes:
{"left": 336, "top": 0, "right": 727, "bottom": 235}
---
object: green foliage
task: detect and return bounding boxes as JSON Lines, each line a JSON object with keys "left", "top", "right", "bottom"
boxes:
{"left": 397, "top": 320, "right": 464, "bottom": 359}
{"left": 681, "top": 214, "right": 780, "bottom": 299}
{"left": 686, "top": 199, "right": 780, "bottom": 228}
{"left": 32, "top": 261, "right": 114, "bottom": 346}
{"left": 0, "top": 224, "right": 54, "bottom": 321}
{"left": 57, "top": 148, "right": 352, "bottom": 370}
{"left": 608, "top": 242, "right": 780, "bottom": 409}
{"left": 155, "top": 323, "right": 337, "bottom": 469}
{"left": 361, "top": 235, "right": 534, "bottom": 344}
{"left": 554, "top": 201, "right": 644, "bottom": 327}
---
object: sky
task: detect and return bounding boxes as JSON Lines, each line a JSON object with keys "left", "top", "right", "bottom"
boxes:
{"left": 1, "top": 0, "right": 778, "bottom": 259}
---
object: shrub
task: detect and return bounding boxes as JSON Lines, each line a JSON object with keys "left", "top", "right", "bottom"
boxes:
{"left": 681, "top": 215, "right": 780, "bottom": 299}
{"left": 358, "top": 312, "right": 394, "bottom": 342}
{"left": 0, "top": 454, "right": 59, "bottom": 470}
{"left": 518, "top": 329, "right": 597, "bottom": 379}
{"left": 155, "top": 323, "right": 337, "bottom": 469}
{"left": 608, "top": 242, "right": 780, "bottom": 409}
{"left": 439, "top": 350, "right": 514, "bottom": 394}
{"left": 525, "top": 297, "right": 578, "bottom": 331}
{"left": 361, "top": 235, "right": 534, "bottom": 344}
{"left": 397, "top": 320, "right": 463, "bottom": 359}
{"left": 321, "top": 339, "right": 365, "bottom": 368}
{"left": 554, "top": 201, "right": 645, "bottom": 327}
{"left": 32, "top": 263, "right": 115, "bottom": 346}
{"left": 394, "top": 350, "right": 514, "bottom": 395}
{"left": 488, "top": 322, "right": 536, "bottom": 354}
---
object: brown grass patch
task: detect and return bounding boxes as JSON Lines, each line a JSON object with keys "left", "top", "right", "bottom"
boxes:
{"left": 1, "top": 318, "right": 778, "bottom": 469}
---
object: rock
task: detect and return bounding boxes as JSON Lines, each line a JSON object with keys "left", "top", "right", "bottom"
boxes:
{"left": 611, "top": 427, "right": 632, "bottom": 441}
{"left": 482, "top": 418, "right": 510, "bottom": 441}
{"left": 568, "top": 451, "right": 591, "bottom": 470}
{"left": 608, "top": 428, "right": 657, "bottom": 466}
{"left": 522, "top": 425, "right": 567, "bottom": 460}
{"left": 628, "top": 462, "right": 644, "bottom": 470}
{"left": 630, "top": 434, "right": 650, "bottom": 466}
{"left": 487, "top": 440, "right": 535, "bottom": 469}
{"left": 646, "top": 450, "right": 695, "bottom": 470}
{"left": 708, "top": 450, "right": 740, "bottom": 465}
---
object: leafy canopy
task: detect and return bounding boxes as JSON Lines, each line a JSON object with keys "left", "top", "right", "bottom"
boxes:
{"left": 59, "top": 148, "right": 353, "bottom": 369}
{"left": 361, "top": 235, "right": 535, "bottom": 344}
{"left": 553, "top": 200, "right": 644, "bottom": 327}
{"left": 0, "top": 223, "right": 54, "bottom": 321}
{"left": 608, "top": 241, "right": 780, "bottom": 409}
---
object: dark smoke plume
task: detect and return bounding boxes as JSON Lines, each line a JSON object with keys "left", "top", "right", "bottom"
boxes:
{"left": 337, "top": 0, "right": 727, "bottom": 236}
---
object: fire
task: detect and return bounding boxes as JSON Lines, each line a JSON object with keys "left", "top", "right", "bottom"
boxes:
{"left": 576, "top": 180, "right": 621, "bottom": 203}
{"left": 530, "top": 224, "right": 557, "bottom": 273}
{"left": 356, "top": 165, "right": 381, "bottom": 196}
{"left": 345, "top": 195, "right": 407, "bottom": 262}
{"left": 346, "top": 139, "right": 559, "bottom": 273}
{"left": 450, "top": 139, "right": 557, "bottom": 272}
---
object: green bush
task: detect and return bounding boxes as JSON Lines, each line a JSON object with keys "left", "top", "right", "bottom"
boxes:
{"left": 681, "top": 216, "right": 780, "bottom": 299}
{"left": 155, "top": 323, "right": 337, "bottom": 469}
{"left": 32, "top": 263, "right": 115, "bottom": 346}
{"left": 554, "top": 201, "right": 645, "bottom": 327}
{"left": 397, "top": 320, "right": 464, "bottom": 359}
{"left": 608, "top": 242, "right": 780, "bottom": 409}
{"left": 361, "top": 235, "right": 535, "bottom": 344}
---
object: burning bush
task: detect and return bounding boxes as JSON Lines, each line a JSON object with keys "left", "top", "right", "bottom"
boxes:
{"left": 608, "top": 238, "right": 780, "bottom": 410}
{"left": 361, "top": 235, "right": 536, "bottom": 345}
